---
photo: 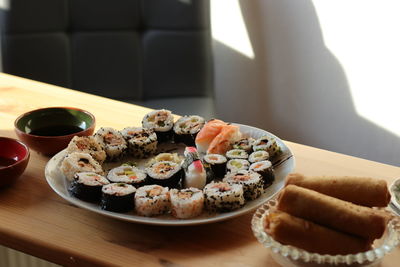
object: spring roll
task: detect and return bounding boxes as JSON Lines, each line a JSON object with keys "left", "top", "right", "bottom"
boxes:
{"left": 265, "top": 210, "right": 372, "bottom": 255}
{"left": 277, "top": 185, "right": 389, "bottom": 240}
{"left": 285, "top": 173, "right": 390, "bottom": 207}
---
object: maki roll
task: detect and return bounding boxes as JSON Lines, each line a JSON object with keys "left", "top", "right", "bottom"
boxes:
{"left": 203, "top": 182, "right": 245, "bottom": 212}
{"left": 226, "top": 159, "right": 250, "bottom": 173}
{"left": 203, "top": 154, "right": 227, "bottom": 179}
{"left": 223, "top": 170, "right": 264, "bottom": 200}
{"left": 61, "top": 152, "right": 104, "bottom": 181}
{"left": 226, "top": 149, "right": 248, "bottom": 160}
{"left": 69, "top": 172, "right": 109, "bottom": 202}
{"left": 95, "top": 127, "right": 127, "bottom": 161}
{"left": 66, "top": 136, "right": 106, "bottom": 164}
{"left": 146, "top": 161, "right": 183, "bottom": 188}
{"left": 173, "top": 115, "right": 205, "bottom": 146}
{"left": 135, "top": 185, "right": 170, "bottom": 216}
{"left": 142, "top": 109, "right": 174, "bottom": 143}
{"left": 248, "top": 150, "right": 270, "bottom": 163}
{"left": 252, "top": 136, "right": 282, "bottom": 158}
{"left": 232, "top": 137, "right": 255, "bottom": 153}
{"left": 146, "top": 153, "right": 182, "bottom": 167}
{"left": 249, "top": 160, "right": 275, "bottom": 188}
{"left": 182, "top": 147, "right": 206, "bottom": 189}
{"left": 100, "top": 183, "right": 136, "bottom": 212}
{"left": 121, "top": 127, "right": 157, "bottom": 158}
{"left": 107, "top": 165, "right": 147, "bottom": 188}
{"left": 170, "top": 188, "right": 204, "bottom": 219}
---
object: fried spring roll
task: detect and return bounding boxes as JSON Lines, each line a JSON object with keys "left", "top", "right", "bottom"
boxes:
{"left": 277, "top": 185, "right": 389, "bottom": 240}
{"left": 265, "top": 211, "right": 372, "bottom": 255}
{"left": 285, "top": 173, "right": 390, "bottom": 207}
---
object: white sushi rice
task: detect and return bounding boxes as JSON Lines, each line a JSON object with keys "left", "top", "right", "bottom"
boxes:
{"left": 102, "top": 183, "right": 136, "bottom": 196}
{"left": 248, "top": 150, "right": 270, "bottom": 163}
{"left": 95, "top": 127, "right": 127, "bottom": 160}
{"left": 223, "top": 170, "right": 264, "bottom": 200}
{"left": 170, "top": 188, "right": 204, "bottom": 219}
{"left": 203, "top": 182, "right": 245, "bottom": 212}
{"left": 226, "top": 149, "right": 248, "bottom": 160}
{"left": 61, "top": 152, "right": 104, "bottom": 181}
{"left": 121, "top": 127, "right": 158, "bottom": 158}
{"left": 107, "top": 165, "right": 147, "bottom": 184}
{"left": 74, "top": 172, "right": 109, "bottom": 186}
{"left": 66, "top": 136, "right": 106, "bottom": 164}
{"left": 226, "top": 159, "right": 250, "bottom": 173}
{"left": 142, "top": 109, "right": 174, "bottom": 132}
{"left": 135, "top": 185, "right": 170, "bottom": 216}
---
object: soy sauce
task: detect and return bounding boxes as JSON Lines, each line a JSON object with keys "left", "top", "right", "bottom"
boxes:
{"left": 0, "top": 157, "right": 17, "bottom": 168}
{"left": 30, "top": 125, "right": 84, "bottom": 136}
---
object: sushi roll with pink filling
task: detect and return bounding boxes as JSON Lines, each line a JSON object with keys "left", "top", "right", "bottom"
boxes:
{"left": 182, "top": 147, "right": 206, "bottom": 189}
{"left": 203, "top": 181, "right": 245, "bottom": 212}
{"left": 135, "top": 185, "right": 170, "bottom": 216}
{"left": 100, "top": 183, "right": 136, "bottom": 212}
{"left": 223, "top": 170, "right": 264, "bottom": 200}
{"left": 142, "top": 109, "right": 174, "bottom": 143}
{"left": 170, "top": 188, "right": 204, "bottom": 219}
{"left": 95, "top": 127, "right": 127, "bottom": 161}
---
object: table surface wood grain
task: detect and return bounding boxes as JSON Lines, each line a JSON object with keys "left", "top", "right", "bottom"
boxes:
{"left": 0, "top": 73, "right": 399, "bottom": 267}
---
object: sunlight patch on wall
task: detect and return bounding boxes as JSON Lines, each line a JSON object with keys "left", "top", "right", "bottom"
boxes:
{"left": 0, "top": 0, "right": 9, "bottom": 9}
{"left": 313, "top": 0, "right": 400, "bottom": 136}
{"left": 210, "top": 0, "right": 255, "bottom": 59}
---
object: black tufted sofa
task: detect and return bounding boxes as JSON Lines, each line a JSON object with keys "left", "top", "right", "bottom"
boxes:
{"left": 0, "top": 0, "right": 214, "bottom": 117}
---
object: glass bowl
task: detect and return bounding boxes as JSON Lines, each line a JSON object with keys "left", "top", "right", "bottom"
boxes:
{"left": 252, "top": 199, "right": 400, "bottom": 267}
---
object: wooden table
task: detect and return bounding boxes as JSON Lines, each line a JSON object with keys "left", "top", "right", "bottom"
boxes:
{"left": 0, "top": 73, "right": 399, "bottom": 267}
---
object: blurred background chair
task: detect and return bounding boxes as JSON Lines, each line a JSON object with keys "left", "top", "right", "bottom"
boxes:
{"left": 0, "top": 0, "right": 214, "bottom": 118}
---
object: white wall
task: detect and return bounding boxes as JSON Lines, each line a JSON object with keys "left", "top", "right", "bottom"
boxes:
{"left": 211, "top": 0, "right": 400, "bottom": 166}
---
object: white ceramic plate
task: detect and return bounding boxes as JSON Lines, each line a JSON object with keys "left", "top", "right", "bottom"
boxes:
{"left": 45, "top": 123, "right": 295, "bottom": 226}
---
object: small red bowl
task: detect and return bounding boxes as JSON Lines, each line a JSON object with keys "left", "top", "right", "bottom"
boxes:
{"left": 14, "top": 107, "right": 96, "bottom": 156}
{"left": 0, "top": 137, "right": 30, "bottom": 187}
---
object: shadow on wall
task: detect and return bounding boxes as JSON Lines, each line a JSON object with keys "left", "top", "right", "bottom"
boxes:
{"left": 214, "top": 0, "right": 400, "bottom": 166}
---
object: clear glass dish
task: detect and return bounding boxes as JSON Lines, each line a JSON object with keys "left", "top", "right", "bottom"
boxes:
{"left": 252, "top": 199, "right": 400, "bottom": 267}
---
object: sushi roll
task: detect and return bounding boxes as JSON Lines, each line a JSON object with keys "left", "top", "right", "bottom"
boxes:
{"left": 223, "top": 170, "right": 264, "bottom": 200}
{"left": 203, "top": 182, "right": 245, "bottom": 212}
{"left": 142, "top": 109, "right": 174, "bottom": 143}
{"left": 182, "top": 147, "right": 206, "bottom": 189}
{"left": 135, "top": 185, "right": 170, "bottom": 216}
{"left": 203, "top": 154, "right": 227, "bottom": 179}
{"left": 170, "top": 188, "right": 204, "bottom": 219}
{"left": 146, "top": 161, "right": 183, "bottom": 188}
{"left": 226, "top": 159, "right": 250, "bottom": 173}
{"left": 61, "top": 152, "right": 104, "bottom": 181}
{"left": 248, "top": 150, "right": 270, "bottom": 163}
{"left": 121, "top": 127, "right": 158, "bottom": 158}
{"left": 195, "top": 119, "right": 227, "bottom": 154}
{"left": 66, "top": 136, "right": 106, "bottom": 164}
{"left": 69, "top": 172, "right": 109, "bottom": 202}
{"left": 173, "top": 115, "right": 205, "bottom": 146}
{"left": 232, "top": 137, "right": 255, "bottom": 153}
{"left": 100, "top": 183, "right": 136, "bottom": 212}
{"left": 226, "top": 149, "right": 248, "bottom": 160}
{"left": 252, "top": 136, "right": 282, "bottom": 158}
{"left": 107, "top": 165, "right": 147, "bottom": 188}
{"left": 249, "top": 160, "right": 275, "bottom": 188}
{"left": 95, "top": 127, "right": 127, "bottom": 161}
{"left": 146, "top": 153, "right": 183, "bottom": 167}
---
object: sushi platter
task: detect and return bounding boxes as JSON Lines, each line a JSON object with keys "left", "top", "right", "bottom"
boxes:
{"left": 45, "top": 110, "right": 294, "bottom": 226}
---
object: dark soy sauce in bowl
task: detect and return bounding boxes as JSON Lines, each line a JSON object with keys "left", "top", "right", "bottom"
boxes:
{"left": 30, "top": 125, "right": 84, "bottom": 136}
{"left": 0, "top": 157, "right": 17, "bottom": 168}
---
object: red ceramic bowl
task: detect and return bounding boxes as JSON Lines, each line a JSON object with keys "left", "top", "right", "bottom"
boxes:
{"left": 14, "top": 107, "right": 96, "bottom": 156}
{"left": 0, "top": 137, "right": 30, "bottom": 187}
